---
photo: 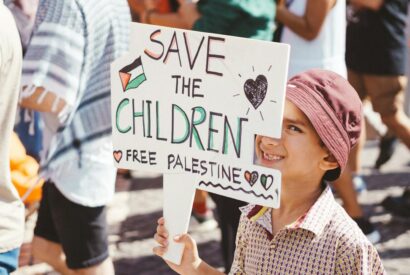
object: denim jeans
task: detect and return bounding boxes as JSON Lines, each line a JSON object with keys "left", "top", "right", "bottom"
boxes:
{"left": 0, "top": 248, "right": 19, "bottom": 275}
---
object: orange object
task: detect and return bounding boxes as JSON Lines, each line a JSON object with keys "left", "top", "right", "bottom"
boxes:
{"left": 9, "top": 132, "right": 27, "bottom": 170}
{"left": 17, "top": 155, "right": 39, "bottom": 177}
{"left": 9, "top": 132, "right": 44, "bottom": 204}
{"left": 157, "top": 0, "right": 172, "bottom": 13}
{"left": 11, "top": 171, "right": 44, "bottom": 204}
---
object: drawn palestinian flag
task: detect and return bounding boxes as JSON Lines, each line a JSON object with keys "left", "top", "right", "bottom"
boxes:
{"left": 119, "top": 57, "right": 146, "bottom": 92}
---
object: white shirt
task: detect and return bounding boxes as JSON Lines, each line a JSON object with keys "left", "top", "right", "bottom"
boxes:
{"left": 41, "top": 133, "right": 116, "bottom": 207}
{"left": 0, "top": 0, "right": 25, "bottom": 253}
{"left": 281, "top": 0, "right": 347, "bottom": 78}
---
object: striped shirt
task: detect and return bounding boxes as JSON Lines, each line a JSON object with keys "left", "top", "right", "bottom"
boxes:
{"left": 21, "top": 0, "right": 130, "bottom": 206}
{"left": 230, "top": 186, "right": 385, "bottom": 274}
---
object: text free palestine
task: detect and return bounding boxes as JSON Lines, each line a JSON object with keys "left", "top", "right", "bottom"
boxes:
{"left": 124, "top": 149, "right": 242, "bottom": 184}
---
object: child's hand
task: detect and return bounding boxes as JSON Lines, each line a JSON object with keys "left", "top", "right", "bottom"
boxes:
{"left": 153, "top": 217, "right": 202, "bottom": 275}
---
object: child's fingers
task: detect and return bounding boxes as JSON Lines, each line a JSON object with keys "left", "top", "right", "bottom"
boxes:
{"left": 153, "top": 245, "right": 167, "bottom": 257}
{"left": 173, "top": 233, "right": 196, "bottom": 250}
{"left": 157, "top": 224, "right": 169, "bottom": 237}
{"left": 157, "top": 217, "right": 165, "bottom": 225}
{"left": 154, "top": 233, "right": 169, "bottom": 247}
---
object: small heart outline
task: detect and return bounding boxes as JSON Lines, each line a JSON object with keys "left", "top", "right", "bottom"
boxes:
{"left": 260, "top": 174, "right": 274, "bottom": 191}
{"left": 244, "top": 170, "right": 259, "bottom": 186}
{"left": 113, "top": 150, "right": 123, "bottom": 163}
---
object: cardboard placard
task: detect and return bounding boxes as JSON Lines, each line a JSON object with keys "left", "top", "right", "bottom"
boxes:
{"left": 111, "top": 23, "right": 289, "bottom": 264}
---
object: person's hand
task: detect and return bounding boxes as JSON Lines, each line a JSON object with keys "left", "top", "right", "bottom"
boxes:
{"left": 127, "top": 0, "right": 146, "bottom": 15}
{"left": 144, "top": 0, "right": 160, "bottom": 11}
{"left": 153, "top": 217, "right": 202, "bottom": 275}
{"left": 276, "top": 0, "right": 286, "bottom": 8}
{"left": 177, "top": 1, "right": 201, "bottom": 29}
{"left": 275, "top": 0, "right": 288, "bottom": 17}
{"left": 139, "top": 0, "right": 160, "bottom": 23}
{"left": 349, "top": 0, "right": 384, "bottom": 11}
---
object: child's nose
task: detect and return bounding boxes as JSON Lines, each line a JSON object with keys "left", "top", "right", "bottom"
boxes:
{"left": 261, "top": 136, "right": 281, "bottom": 146}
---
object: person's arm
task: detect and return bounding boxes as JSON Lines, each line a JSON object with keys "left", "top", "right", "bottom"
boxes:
{"left": 153, "top": 217, "right": 224, "bottom": 275}
{"left": 20, "top": 87, "right": 67, "bottom": 114}
{"left": 20, "top": 1, "right": 85, "bottom": 124}
{"left": 276, "top": 0, "right": 336, "bottom": 41}
{"left": 142, "top": 11, "right": 190, "bottom": 28}
{"left": 140, "top": 1, "right": 200, "bottom": 29}
{"left": 349, "top": 0, "right": 384, "bottom": 11}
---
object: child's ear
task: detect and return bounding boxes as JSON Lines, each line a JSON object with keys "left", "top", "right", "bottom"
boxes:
{"left": 319, "top": 152, "right": 339, "bottom": 172}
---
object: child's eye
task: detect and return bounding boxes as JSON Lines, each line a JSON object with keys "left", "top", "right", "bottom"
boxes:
{"left": 287, "top": 125, "right": 303, "bottom": 133}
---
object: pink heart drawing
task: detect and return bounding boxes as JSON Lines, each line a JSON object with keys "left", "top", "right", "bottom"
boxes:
{"left": 113, "top": 150, "right": 123, "bottom": 163}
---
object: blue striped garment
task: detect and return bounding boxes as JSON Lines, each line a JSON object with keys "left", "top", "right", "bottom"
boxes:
{"left": 22, "top": 0, "right": 130, "bottom": 170}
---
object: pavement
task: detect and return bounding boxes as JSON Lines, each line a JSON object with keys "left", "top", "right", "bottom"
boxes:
{"left": 13, "top": 138, "right": 410, "bottom": 275}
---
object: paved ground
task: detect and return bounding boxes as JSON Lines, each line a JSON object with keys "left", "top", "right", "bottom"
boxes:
{"left": 14, "top": 138, "right": 410, "bottom": 275}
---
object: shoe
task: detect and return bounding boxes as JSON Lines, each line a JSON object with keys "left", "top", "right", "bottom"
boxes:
{"left": 401, "top": 188, "right": 410, "bottom": 200}
{"left": 381, "top": 194, "right": 410, "bottom": 218}
{"left": 352, "top": 175, "right": 367, "bottom": 194}
{"left": 375, "top": 134, "right": 398, "bottom": 169}
{"left": 189, "top": 209, "right": 218, "bottom": 233}
{"left": 353, "top": 217, "right": 381, "bottom": 244}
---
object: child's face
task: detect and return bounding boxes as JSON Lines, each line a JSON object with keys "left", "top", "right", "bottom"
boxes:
{"left": 255, "top": 100, "right": 330, "bottom": 183}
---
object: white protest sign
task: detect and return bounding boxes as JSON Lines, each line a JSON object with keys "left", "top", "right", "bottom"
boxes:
{"left": 111, "top": 23, "right": 289, "bottom": 264}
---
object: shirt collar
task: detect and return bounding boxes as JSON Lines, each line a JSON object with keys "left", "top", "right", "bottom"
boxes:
{"left": 241, "top": 185, "right": 335, "bottom": 236}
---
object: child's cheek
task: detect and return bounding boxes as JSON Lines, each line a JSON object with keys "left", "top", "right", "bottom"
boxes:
{"left": 255, "top": 146, "right": 262, "bottom": 163}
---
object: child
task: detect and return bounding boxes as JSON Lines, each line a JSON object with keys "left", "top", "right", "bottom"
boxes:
{"left": 153, "top": 69, "right": 385, "bottom": 274}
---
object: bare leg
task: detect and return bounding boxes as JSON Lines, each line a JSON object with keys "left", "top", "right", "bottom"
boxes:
{"left": 32, "top": 236, "right": 73, "bottom": 275}
{"left": 348, "top": 117, "right": 367, "bottom": 174}
{"left": 73, "top": 258, "right": 114, "bottom": 275}
{"left": 332, "top": 116, "right": 366, "bottom": 217}
{"left": 332, "top": 166, "right": 364, "bottom": 218}
{"left": 381, "top": 109, "right": 410, "bottom": 149}
{"left": 193, "top": 190, "right": 208, "bottom": 214}
{"left": 32, "top": 236, "right": 115, "bottom": 275}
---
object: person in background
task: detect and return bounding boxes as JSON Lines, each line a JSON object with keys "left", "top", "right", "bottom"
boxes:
{"left": 344, "top": 0, "right": 410, "bottom": 219}
{"left": 19, "top": 1, "right": 130, "bottom": 274}
{"left": 139, "top": 0, "right": 276, "bottom": 271}
{"left": 276, "top": 0, "right": 346, "bottom": 77}
{"left": 275, "top": 0, "right": 380, "bottom": 243}
{"left": 0, "top": 1, "right": 25, "bottom": 274}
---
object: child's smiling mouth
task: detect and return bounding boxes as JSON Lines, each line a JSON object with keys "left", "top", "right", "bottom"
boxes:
{"left": 263, "top": 152, "right": 284, "bottom": 161}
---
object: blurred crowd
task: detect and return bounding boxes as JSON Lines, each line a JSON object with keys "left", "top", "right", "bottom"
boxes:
{"left": 1, "top": 0, "right": 409, "bottom": 274}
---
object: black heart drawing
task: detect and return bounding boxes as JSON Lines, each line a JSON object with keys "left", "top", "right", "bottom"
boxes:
{"left": 260, "top": 174, "right": 274, "bottom": 191}
{"left": 244, "top": 74, "right": 268, "bottom": 110}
